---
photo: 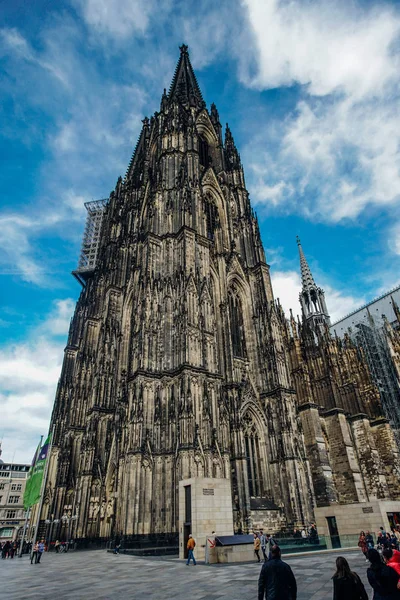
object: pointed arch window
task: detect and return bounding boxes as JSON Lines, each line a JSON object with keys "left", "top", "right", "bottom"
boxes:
{"left": 228, "top": 288, "right": 247, "bottom": 358}
{"left": 204, "top": 194, "right": 219, "bottom": 241}
{"left": 243, "top": 414, "right": 264, "bottom": 497}
{"left": 199, "top": 136, "right": 210, "bottom": 168}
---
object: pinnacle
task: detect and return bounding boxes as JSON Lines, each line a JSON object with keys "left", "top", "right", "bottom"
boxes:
{"left": 297, "top": 237, "right": 316, "bottom": 291}
{"left": 168, "top": 44, "right": 204, "bottom": 108}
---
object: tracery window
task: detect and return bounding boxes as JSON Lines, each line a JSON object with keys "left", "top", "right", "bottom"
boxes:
{"left": 228, "top": 289, "right": 247, "bottom": 358}
{"left": 204, "top": 194, "right": 219, "bottom": 241}
{"left": 199, "top": 136, "right": 210, "bottom": 168}
{"left": 243, "top": 414, "right": 264, "bottom": 497}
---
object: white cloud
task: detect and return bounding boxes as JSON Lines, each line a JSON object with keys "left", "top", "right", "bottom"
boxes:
{"left": 0, "top": 22, "right": 148, "bottom": 286}
{"left": 241, "top": 0, "right": 399, "bottom": 98}
{"left": 391, "top": 222, "right": 400, "bottom": 256}
{"left": 41, "top": 299, "right": 75, "bottom": 336}
{"left": 240, "top": 0, "right": 400, "bottom": 226}
{"left": 0, "top": 193, "right": 86, "bottom": 285}
{"left": 271, "top": 269, "right": 363, "bottom": 323}
{"left": 73, "top": 0, "right": 156, "bottom": 37}
{"left": 0, "top": 28, "right": 69, "bottom": 86}
{"left": 0, "top": 299, "right": 74, "bottom": 464}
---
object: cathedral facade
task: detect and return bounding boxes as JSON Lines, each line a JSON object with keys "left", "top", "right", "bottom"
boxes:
{"left": 45, "top": 46, "right": 400, "bottom": 543}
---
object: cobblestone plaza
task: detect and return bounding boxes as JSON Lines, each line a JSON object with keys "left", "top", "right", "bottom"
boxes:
{"left": 0, "top": 549, "right": 374, "bottom": 599}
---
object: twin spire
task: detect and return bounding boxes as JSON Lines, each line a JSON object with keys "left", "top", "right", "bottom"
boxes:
{"left": 168, "top": 44, "right": 205, "bottom": 108}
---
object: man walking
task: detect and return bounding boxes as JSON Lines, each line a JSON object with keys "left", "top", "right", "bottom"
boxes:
{"left": 186, "top": 534, "right": 196, "bottom": 566}
{"left": 258, "top": 545, "right": 297, "bottom": 600}
{"left": 31, "top": 541, "right": 39, "bottom": 564}
{"left": 260, "top": 531, "right": 268, "bottom": 561}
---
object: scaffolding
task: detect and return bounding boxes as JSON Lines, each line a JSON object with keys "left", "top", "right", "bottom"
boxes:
{"left": 351, "top": 317, "right": 400, "bottom": 443}
{"left": 72, "top": 199, "right": 108, "bottom": 286}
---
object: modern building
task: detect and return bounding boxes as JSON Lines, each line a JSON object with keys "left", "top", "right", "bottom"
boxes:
{"left": 332, "top": 287, "right": 400, "bottom": 442}
{"left": 41, "top": 46, "right": 400, "bottom": 548}
{"left": 0, "top": 444, "right": 29, "bottom": 542}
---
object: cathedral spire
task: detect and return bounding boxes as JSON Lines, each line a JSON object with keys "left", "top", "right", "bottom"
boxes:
{"left": 297, "top": 236, "right": 316, "bottom": 291}
{"left": 168, "top": 44, "right": 205, "bottom": 108}
{"left": 297, "top": 237, "right": 331, "bottom": 334}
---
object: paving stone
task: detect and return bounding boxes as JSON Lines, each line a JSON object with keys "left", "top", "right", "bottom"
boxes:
{"left": 0, "top": 549, "right": 374, "bottom": 599}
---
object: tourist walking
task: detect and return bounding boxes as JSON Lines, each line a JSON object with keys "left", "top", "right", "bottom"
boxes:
{"left": 367, "top": 548, "right": 400, "bottom": 600}
{"left": 36, "top": 540, "right": 45, "bottom": 564}
{"left": 113, "top": 533, "right": 121, "bottom": 555}
{"left": 358, "top": 531, "right": 368, "bottom": 559}
{"left": 366, "top": 531, "right": 374, "bottom": 551}
{"left": 332, "top": 556, "right": 368, "bottom": 600}
{"left": 258, "top": 545, "right": 297, "bottom": 600}
{"left": 2, "top": 541, "right": 11, "bottom": 559}
{"left": 383, "top": 548, "right": 400, "bottom": 576}
{"left": 186, "top": 534, "right": 196, "bottom": 566}
{"left": 31, "top": 542, "right": 39, "bottom": 564}
{"left": 260, "top": 532, "right": 268, "bottom": 561}
{"left": 254, "top": 534, "right": 261, "bottom": 563}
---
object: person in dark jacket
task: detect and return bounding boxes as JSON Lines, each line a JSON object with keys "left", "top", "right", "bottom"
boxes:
{"left": 367, "top": 548, "right": 400, "bottom": 600}
{"left": 332, "top": 556, "right": 368, "bottom": 600}
{"left": 258, "top": 545, "right": 297, "bottom": 600}
{"left": 366, "top": 532, "right": 374, "bottom": 550}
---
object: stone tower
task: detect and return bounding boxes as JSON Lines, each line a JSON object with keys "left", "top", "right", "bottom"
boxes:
{"left": 47, "top": 45, "right": 315, "bottom": 541}
{"left": 45, "top": 46, "right": 400, "bottom": 544}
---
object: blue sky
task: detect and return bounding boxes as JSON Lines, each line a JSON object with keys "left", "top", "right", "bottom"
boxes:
{"left": 1, "top": 0, "right": 400, "bottom": 462}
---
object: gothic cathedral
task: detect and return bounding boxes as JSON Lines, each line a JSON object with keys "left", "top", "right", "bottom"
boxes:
{"left": 47, "top": 46, "right": 400, "bottom": 542}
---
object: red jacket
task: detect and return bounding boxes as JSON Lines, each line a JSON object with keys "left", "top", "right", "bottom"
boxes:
{"left": 387, "top": 549, "right": 400, "bottom": 575}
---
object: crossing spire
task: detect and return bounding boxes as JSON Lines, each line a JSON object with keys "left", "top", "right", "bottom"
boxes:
{"left": 297, "top": 236, "right": 316, "bottom": 291}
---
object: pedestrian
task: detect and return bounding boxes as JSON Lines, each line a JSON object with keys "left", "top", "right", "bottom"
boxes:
{"left": 382, "top": 548, "right": 400, "bottom": 576}
{"left": 391, "top": 533, "right": 399, "bottom": 551}
{"left": 55, "top": 540, "right": 60, "bottom": 553}
{"left": 2, "top": 541, "right": 11, "bottom": 559}
{"left": 36, "top": 539, "right": 45, "bottom": 563}
{"left": 254, "top": 534, "right": 261, "bottom": 563}
{"left": 186, "top": 534, "right": 196, "bottom": 566}
{"left": 258, "top": 545, "right": 297, "bottom": 600}
{"left": 332, "top": 556, "right": 368, "bottom": 600}
{"left": 309, "top": 524, "right": 318, "bottom": 545}
{"left": 260, "top": 531, "right": 268, "bottom": 561}
{"left": 377, "top": 532, "right": 390, "bottom": 551}
{"left": 367, "top": 548, "right": 400, "bottom": 600}
{"left": 114, "top": 533, "right": 121, "bottom": 555}
{"left": 366, "top": 531, "right": 374, "bottom": 551}
{"left": 358, "top": 531, "right": 368, "bottom": 559}
{"left": 31, "top": 541, "right": 39, "bottom": 564}
{"left": 301, "top": 528, "right": 307, "bottom": 542}
{"left": 293, "top": 529, "right": 301, "bottom": 545}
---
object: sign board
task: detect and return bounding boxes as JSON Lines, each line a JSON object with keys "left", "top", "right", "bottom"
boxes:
{"left": 203, "top": 488, "right": 214, "bottom": 495}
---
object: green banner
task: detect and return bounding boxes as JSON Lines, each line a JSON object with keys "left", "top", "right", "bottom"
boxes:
{"left": 23, "top": 441, "right": 41, "bottom": 510}
{"left": 24, "top": 434, "right": 51, "bottom": 509}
